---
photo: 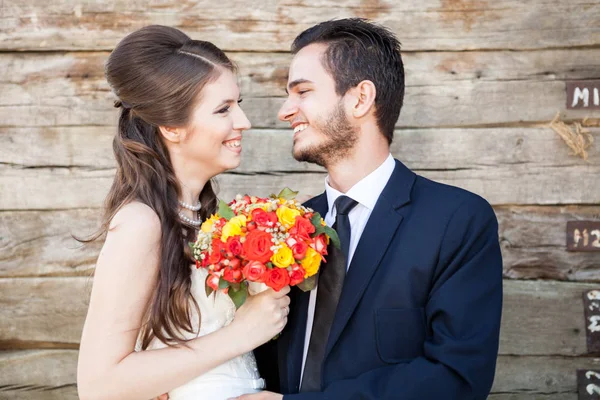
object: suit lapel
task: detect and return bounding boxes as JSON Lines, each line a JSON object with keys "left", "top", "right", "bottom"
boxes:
{"left": 324, "top": 160, "right": 416, "bottom": 359}
{"left": 282, "top": 193, "right": 329, "bottom": 392}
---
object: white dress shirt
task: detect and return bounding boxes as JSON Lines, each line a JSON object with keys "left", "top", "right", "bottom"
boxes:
{"left": 300, "top": 153, "right": 396, "bottom": 384}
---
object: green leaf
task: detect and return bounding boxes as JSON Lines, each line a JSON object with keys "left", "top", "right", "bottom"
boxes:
{"left": 205, "top": 275, "right": 214, "bottom": 297}
{"left": 218, "top": 277, "right": 230, "bottom": 290}
{"left": 266, "top": 262, "right": 274, "bottom": 270}
{"left": 309, "top": 212, "right": 340, "bottom": 249}
{"left": 228, "top": 283, "right": 248, "bottom": 309}
{"left": 310, "top": 212, "right": 322, "bottom": 225}
{"left": 277, "top": 187, "right": 299, "bottom": 200}
{"left": 296, "top": 274, "right": 317, "bottom": 292}
{"left": 323, "top": 226, "right": 341, "bottom": 249}
{"left": 218, "top": 200, "right": 235, "bottom": 221}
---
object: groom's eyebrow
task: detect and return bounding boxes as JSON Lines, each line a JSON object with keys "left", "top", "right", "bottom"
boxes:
{"left": 285, "top": 79, "right": 313, "bottom": 94}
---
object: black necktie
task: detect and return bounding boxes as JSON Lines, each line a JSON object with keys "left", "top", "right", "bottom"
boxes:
{"left": 300, "top": 195, "right": 358, "bottom": 392}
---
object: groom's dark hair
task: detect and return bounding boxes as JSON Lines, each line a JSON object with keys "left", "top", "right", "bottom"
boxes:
{"left": 291, "top": 18, "right": 404, "bottom": 145}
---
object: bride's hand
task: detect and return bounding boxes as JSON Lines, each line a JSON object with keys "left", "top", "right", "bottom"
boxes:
{"left": 231, "top": 286, "right": 291, "bottom": 349}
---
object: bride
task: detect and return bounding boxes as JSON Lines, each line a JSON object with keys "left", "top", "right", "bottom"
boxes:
{"left": 77, "top": 25, "right": 290, "bottom": 400}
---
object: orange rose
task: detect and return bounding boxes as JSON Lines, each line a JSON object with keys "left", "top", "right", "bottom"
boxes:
{"left": 265, "top": 268, "right": 290, "bottom": 291}
{"left": 243, "top": 261, "right": 267, "bottom": 282}
{"left": 208, "top": 238, "right": 226, "bottom": 265}
{"left": 289, "top": 264, "right": 306, "bottom": 286}
{"left": 311, "top": 234, "right": 329, "bottom": 256}
{"left": 207, "top": 273, "right": 220, "bottom": 292}
{"left": 223, "top": 267, "right": 243, "bottom": 283}
{"left": 226, "top": 236, "right": 244, "bottom": 257}
{"left": 243, "top": 230, "right": 274, "bottom": 263}
{"left": 289, "top": 216, "right": 316, "bottom": 240}
{"left": 251, "top": 208, "right": 278, "bottom": 228}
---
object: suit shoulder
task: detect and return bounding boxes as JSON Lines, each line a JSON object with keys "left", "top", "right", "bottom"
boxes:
{"left": 302, "top": 192, "right": 326, "bottom": 210}
{"left": 413, "top": 175, "right": 494, "bottom": 217}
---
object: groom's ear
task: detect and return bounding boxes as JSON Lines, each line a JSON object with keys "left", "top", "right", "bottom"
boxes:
{"left": 348, "top": 80, "right": 376, "bottom": 119}
{"left": 158, "top": 125, "right": 187, "bottom": 144}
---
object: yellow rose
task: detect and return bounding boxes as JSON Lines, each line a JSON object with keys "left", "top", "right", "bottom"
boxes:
{"left": 301, "top": 247, "right": 321, "bottom": 277}
{"left": 221, "top": 215, "right": 247, "bottom": 242}
{"left": 276, "top": 206, "right": 301, "bottom": 228}
{"left": 201, "top": 214, "right": 219, "bottom": 233}
{"left": 271, "top": 245, "right": 294, "bottom": 268}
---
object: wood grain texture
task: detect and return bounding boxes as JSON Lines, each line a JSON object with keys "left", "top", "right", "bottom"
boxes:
{"left": 0, "top": 350, "right": 77, "bottom": 400}
{"left": 2, "top": 50, "right": 600, "bottom": 129}
{"left": 1, "top": 0, "right": 599, "bottom": 51}
{"left": 2, "top": 350, "right": 600, "bottom": 399}
{"left": 1, "top": 278, "right": 598, "bottom": 355}
{"left": 2, "top": 206, "right": 599, "bottom": 280}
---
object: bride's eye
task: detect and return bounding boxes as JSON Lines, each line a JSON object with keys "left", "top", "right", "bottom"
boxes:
{"left": 216, "top": 106, "right": 230, "bottom": 114}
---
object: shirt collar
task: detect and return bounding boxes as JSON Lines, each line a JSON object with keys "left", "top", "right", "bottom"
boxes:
{"left": 325, "top": 153, "right": 395, "bottom": 215}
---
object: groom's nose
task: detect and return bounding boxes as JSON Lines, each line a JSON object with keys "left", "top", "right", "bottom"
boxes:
{"left": 277, "top": 98, "right": 298, "bottom": 122}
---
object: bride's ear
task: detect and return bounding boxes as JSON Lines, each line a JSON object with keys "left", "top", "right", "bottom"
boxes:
{"left": 158, "top": 125, "right": 187, "bottom": 144}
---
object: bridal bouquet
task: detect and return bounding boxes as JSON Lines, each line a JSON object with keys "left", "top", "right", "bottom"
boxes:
{"left": 190, "top": 188, "right": 339, "bottom": 308}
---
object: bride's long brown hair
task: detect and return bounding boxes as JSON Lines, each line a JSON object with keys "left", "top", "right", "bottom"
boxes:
{"left": 91, "top": 25, "right": 236, "bottom": 349}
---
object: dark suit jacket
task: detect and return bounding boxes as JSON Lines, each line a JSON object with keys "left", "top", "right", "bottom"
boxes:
{"left": 255, "top": 159, "right": 503, "bottom": 399}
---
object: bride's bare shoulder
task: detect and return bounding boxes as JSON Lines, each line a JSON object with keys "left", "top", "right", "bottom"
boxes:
{"left": 108, "top": 201, "right": 161, "bottom": 240}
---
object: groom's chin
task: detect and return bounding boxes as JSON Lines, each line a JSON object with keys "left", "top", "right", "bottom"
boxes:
{"left": 292, "top": 147, "right": 326, "bottom": 167}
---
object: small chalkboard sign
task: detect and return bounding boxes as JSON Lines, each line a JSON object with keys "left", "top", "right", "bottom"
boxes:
{"left": 578, "top": 369, "right": 600, "bottom": 399}
{"left": 583, "top": 290, "right": 600, "bottom": 354}
{"left": 567, "top": 80, "right": 600, "bottom": 110}
{"left": 567, "top": 221, "right": 600, "bottom": 252}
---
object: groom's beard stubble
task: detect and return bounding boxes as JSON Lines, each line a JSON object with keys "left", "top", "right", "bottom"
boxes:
{"left": 292, "top": 102, "right": 359, "bottom": 168}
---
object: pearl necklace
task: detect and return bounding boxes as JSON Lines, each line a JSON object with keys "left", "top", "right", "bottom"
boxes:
{"left": 179, "top": 200, "right": 201, "bottom": 211}
{"left": 178, "top": 211, "right": 202, "bottom": 227}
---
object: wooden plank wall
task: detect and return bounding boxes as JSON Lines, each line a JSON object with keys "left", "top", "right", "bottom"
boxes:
{"left": 1, "top": 1, "right": 599, "bottom": 398}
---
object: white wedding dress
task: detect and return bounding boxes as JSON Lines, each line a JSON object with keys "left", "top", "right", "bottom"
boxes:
{"left": 139, "top": 266, "right": 265, "bottom": 399}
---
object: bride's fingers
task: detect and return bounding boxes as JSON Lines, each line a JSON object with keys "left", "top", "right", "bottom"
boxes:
{"left": 272, "top": 285, "right": 290, "bottom": 297}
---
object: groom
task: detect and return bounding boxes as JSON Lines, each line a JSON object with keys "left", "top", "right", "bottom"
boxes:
{"left": 244, "top": 18, "right": 503, "bottom": 400}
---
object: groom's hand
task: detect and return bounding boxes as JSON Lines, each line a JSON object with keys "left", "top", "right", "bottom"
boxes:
{"left": 230, "top": 391, "right": 283, "bottom": 400}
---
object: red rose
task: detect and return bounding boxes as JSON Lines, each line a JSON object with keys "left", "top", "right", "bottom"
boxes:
{"left": 311, "top": 234, "right": 328, "bottom": 256}
{"left": 289, "top": 216, "right": 316, "bottom": 240}
{"left": 251, "top": 208, "right": 278, "bottom": 228}
{"left": 242, "top": 260, "right": 267, "bottom": 282}
{"left": 223, "top": 267, "right": 243, "bottom": 283}
{"left": 226, "top": 236, "right": 244, "bottom": 257}
{"left": 265, "top": 268, "right": 290, "bottom": 291}
{"left": 208, "top": 238, "right": 226, "bottom": 265}
{"left": 291, "top": 240, "right": 308, "bottom": 260}
{"left": 207, "top": 273, "right": 220, "bottom": 292}
{"left": 243, "top": 230, "right": 274, "bottom": 263}
{"left": 289, "top": 264, "right": 306, "bottom": 286}
{"left": 229, "top": 258, "right": 241, "bottom": 270}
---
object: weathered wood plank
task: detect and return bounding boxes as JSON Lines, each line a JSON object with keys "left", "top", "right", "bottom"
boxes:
{"left": 1, "top": 350, "right": 599, "bottom": 399}
{"left": 0, "top": 387, "right": 77, "bottom": 400}
{"left": 1, "top": 0, "right": 599, "bottom": 51}
{"left": 3, "top": 206, "right": 599, "bottom": 280}
{"left": 3, "top": 49, "right": 600, "bottom": 98}
{"left": 0, "top": 278, "right": 596, "bottom": 355}
{"left": 0, "top": 277, "right": 91, "bottom": 346}
{"left": 3, "top": 127, "right": 599, "bottom": 172}
{"left": 0, "top": 209, "right": 101, "bottom": 278}
{"left": 499, "top": 280, "right": 597, "bottom": 356}
{"left": 2, "top": 50, "right": 600, "bottom": 129}
{"left": 2, "top": 154, "right": 598, "bottom": 209}
{"left": 498, "top": 206, "right": 600, "bottom": 282}
{"left": 0, "top": 350, "right": 78, "bottom": 400}
{"left": 492, "top": 355, "right": 600, "bottom": 396}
